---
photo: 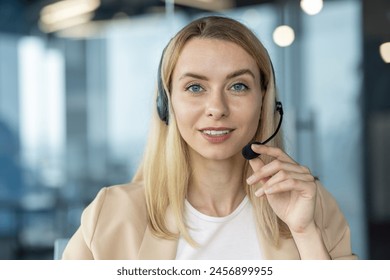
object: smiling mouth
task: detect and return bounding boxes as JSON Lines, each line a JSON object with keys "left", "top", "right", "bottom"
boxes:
{"left": 200, "top": 129, "right": 234, "bottom": 136}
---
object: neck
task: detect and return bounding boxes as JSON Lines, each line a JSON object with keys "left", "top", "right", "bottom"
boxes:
{"left": 187, "top": 151, "right": 247, "bottom": 217}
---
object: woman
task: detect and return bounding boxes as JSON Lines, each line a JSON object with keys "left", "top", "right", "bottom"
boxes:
{"left": 62, "top": 16, "right": 355, "bottom": 260}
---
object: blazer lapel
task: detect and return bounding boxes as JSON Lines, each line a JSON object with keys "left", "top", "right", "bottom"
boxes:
{"left": 137, "top": 206, "right": 179, "bottom": 259}
{"left": 137, "top": 225, "right": 178, "bottom": 259}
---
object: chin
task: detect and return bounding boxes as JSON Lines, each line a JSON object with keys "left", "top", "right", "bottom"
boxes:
{"left": 198, "top": 147, "right": 244, "bottom": 162}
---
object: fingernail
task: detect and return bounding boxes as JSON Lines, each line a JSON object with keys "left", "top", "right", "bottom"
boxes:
{"left": 246, "top": 175, "right": 256, "bottom": 185}
{"left": 251, "top": 143, "right": 261, "bottom": 149}
{"left": 255, "top": 188, "right": 265, "bottom": 197}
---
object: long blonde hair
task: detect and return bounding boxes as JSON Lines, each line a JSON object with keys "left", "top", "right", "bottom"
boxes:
{"left": 133, "top": 16, "right": 290, "bottom": 246}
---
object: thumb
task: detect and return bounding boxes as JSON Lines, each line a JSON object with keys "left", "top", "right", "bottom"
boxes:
{"left": 248, "top": 156, "right": 265, "bottom": 172}
{"left": 247, "top": 157, "right": 267, "bottom": 188}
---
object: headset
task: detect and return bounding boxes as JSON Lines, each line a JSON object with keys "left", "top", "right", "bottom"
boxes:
{"left": 155, "top": 45, "right": 283, "bottom": 160}
{"left": 156, "top": 49, "right": 169, "bottom": 125}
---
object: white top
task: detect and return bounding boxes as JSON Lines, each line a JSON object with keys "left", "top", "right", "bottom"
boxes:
{"left": 175, "top": 196, "right": 263, "bottom": 260}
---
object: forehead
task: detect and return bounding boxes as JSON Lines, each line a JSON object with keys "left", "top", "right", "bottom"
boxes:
{"left": 173, "top": 38, "right": 260, "bottom": 77}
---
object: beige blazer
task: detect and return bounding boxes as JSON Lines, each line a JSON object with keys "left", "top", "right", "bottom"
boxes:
{"left": 62, "top": 182, "right": 356, "bottom": 260}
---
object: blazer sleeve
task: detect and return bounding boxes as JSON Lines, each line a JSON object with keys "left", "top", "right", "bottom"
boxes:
{"left": 61, "top": 187, "right": 108, "bottom": 260}
{"left": 315, "top": 181, "right": 358, "bottom": 260}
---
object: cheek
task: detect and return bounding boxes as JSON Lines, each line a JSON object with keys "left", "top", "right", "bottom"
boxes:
{"left": 247, "top": 111, "right": 261, "bottom": 134}
{"left": 174, "top": 109, "right": 190, "bottom": 132}
{"left": 241, "top": 100, "right": 262, "bottom": 136}
{"left": 171, "top": 96, "right": 195, "bottom": 132}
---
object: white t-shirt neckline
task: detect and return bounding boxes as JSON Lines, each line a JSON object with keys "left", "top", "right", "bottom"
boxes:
{"left": 184, "top": 195, "right": 249, "bottom": 223}
{"left": 176, "top": 196, "right": 263, "bottom": 260}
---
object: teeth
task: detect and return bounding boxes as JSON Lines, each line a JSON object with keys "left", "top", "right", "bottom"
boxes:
{"left": 202, "top": 130, "right": 231, "bottom": 136}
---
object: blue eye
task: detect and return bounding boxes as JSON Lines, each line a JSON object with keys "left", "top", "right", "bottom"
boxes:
{"left": 230, "top": 83, "right": 248, "bottom": 92}
{"left": 186, "top": 84, "right": 204, "bottom": 93}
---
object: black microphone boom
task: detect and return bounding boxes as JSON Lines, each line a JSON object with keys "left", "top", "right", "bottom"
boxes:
{"left": 241, "top": 101, "right": 283, "bottom": 160}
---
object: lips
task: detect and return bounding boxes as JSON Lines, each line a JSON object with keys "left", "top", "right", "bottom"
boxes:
{"left": 199, "top": 127, "right": 234, "bottom": 143}
{"left": 201, "top": 129, "right": 232, "bottom": 136}
{"left": 199, "top": 127, "right": 234, "bottom": 135}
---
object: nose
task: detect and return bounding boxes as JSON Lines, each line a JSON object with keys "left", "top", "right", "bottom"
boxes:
{"left": 205, "top": 90, "right": 229, "bottom": 120}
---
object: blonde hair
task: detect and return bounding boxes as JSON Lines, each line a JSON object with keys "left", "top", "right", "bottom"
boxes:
{"left": 133, "top": 16, "right": 290, "bottom": 246}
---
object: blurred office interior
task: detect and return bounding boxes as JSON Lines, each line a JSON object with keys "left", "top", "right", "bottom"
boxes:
{"left": 0, "top": 0, "right": 389, "bottom": 260}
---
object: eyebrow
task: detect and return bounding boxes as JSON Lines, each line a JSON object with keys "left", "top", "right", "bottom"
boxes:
{"left": 179, "top": 73, "right": 209, "bottom": 81}
{"left": 179, "top": 68, "right": 256, "bottom": 81}
{"left": 226, "top": 69, "right": 256, "bottom": 80}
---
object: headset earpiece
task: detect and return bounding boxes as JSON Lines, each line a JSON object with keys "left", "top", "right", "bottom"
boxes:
{"left": 156, "top": 49, "right": 169, "bottom": 125}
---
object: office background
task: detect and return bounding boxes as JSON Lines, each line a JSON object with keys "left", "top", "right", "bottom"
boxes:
{"left": 0, "top": 0, "right": 389, "bottom": 260}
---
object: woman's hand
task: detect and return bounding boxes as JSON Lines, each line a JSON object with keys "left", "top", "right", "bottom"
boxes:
{"left": 246, "top": 144, "right": 317, "bottom": 235}
{"left": 246, "top": 144, "right": 331, "bottom": 259}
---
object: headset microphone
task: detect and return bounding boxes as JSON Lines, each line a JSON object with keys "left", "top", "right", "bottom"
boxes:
{"left": 241, "top": 101, "right": 283, "bottom": 160}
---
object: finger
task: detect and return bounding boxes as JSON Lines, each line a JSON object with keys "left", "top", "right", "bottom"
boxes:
{"left": 251, "top": 144, "right": 297, "bottom": 164}
{"left": 248, "top": 156, "right": 265, "bottom": 174}
{"left": 263, "top": 170, "right": 315, "bottom": 189}
{"left": 246, "top": 156, "right": 266, "bottom": 185}
{"left": 260, "top": 160, "right": 311, "bottom": 178}
{"left": 254, "top": 171, "right": 313, "bottom": 197}
{"left": 263, "top": 179, "right": 316, "bottom": 198}
{"left": 247, "top": 159, "right": 310, "bottom": 186}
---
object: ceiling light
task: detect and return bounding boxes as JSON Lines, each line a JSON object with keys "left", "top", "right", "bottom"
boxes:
{"left": 40, "top": 0, "right": 100, "bottom": 33}
{"left": 273, "top": 25, "right": 295, "bottom": 47}
{"left": 380, "top": 42, "right": 390, "bottom": 63}
{"left": 300, "top": 0, "right": 323, "bottom": 16}
{"left": 41, "top": 0, "right": 100, "bottom": 24}
{"left": 39, "top": 12, "right": 94, "bottom": 33}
